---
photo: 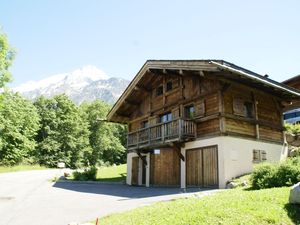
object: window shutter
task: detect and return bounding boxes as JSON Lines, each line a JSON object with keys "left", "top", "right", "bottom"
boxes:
{"left": 195, "top": 100, "right": 205, "bottom": 117}
{"left": 233, "top": 97, "right": 246, "bottom": 116}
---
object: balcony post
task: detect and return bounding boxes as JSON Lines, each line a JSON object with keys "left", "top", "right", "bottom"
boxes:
{"left": 178, "top": 119, "right": 182, "bottom": 140}
{"left": 137, "top": 131, "right": 139, "bottom": 148}
{"left": 161, "top": 124, "right": 165, "bottom": 142}
{"left": 148, "top": 127, "right": 150, "bottom": 145}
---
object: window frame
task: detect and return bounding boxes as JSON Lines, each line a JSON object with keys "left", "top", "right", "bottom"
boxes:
{"left": 184, "top": 105, "right": 195, "bottom": 119}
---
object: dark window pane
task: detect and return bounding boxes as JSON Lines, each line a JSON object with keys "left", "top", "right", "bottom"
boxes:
{"left": 184, "top": 105, "right": 195, "bottom": 119}
{"left": 160, "top": 112, "right": 172, "bottom": 123}
{"left": 244, "top": 102, "right": 253, "bottom": 118}
{"left": 156, "top": 86, "right": 163, "bottom": 96}
{"left": 141, "top": 121, "right": 148, "bottom": 128}
{"left": 166, "top": 81, "right": 173, "bottom": 92}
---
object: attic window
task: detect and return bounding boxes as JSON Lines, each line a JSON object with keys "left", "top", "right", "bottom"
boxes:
{"left": 156, "top": 86, "right": 163, "bottom": 96}
{"left": 166, "top": 81, "right": 173, "bottom": 92}
{"left": 233, "top": 97, "right": 254, "bottom": 118}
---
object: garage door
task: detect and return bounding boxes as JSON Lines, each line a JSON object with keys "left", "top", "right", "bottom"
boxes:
{"left": 150, "top": 148, "right": 180, "bottom": 186}
{"left": 186, "top": 145, "right": 218, "bottom": 187}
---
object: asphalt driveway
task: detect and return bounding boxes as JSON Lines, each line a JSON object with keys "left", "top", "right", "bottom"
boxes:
{"left": 0, "top": 170, "right": 218, "bottom": 225}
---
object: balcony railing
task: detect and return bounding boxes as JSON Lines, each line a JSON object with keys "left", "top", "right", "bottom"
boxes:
{"left": 127, "top": 118, "right": 196, "bottom": 150}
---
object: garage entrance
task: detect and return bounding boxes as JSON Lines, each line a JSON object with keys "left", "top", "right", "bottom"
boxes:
{"left": 186, "top": 145, "right": 218, "bottom": 187}
{"left": 150, "top": 148, "right": 180, "bottom": 186}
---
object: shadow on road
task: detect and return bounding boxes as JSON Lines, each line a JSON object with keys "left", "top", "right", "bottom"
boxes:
{"left": 52, "top": 181, "right": 213, "bottom": 198}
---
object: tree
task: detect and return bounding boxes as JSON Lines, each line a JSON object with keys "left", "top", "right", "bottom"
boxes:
{"left": 34, "top": 94, "right": 91, "bottom": 168}
{"left": 0, "top": 30, "right": 15, "bottom": 88}
{"left": 0, "top": 91, "right": 40, "bottom": 165}
{"left": 80, "top": 100, "right": 126, "bottom": 166}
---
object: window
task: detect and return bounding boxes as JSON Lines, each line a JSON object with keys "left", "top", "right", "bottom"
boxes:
{"left": 160, "top": 112, "right": 173, "bottom": 137}
{"left": 156, "top": 85, "right": 163, "bottom": 96}
{"left": 233, "top": 97, "right": 254, "bottom": 118}
{"left": 244, "top": 102, "right": 254, "bottom": 118}
{"left": 166, "top": 81, "right": 173, "bottom": 92}
{"left": 253, "top": 150, "right": 267, "bottom": 162}
{"left": 184, "top": 105, "right": 195, "bottom": 119}
{"left": 141, "top": 120, "right": 149, "bottom": 128}
{"left": 160, "top": 112, "right": 172, "bottom": 123}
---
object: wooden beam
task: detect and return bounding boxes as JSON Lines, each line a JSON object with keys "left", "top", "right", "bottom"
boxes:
{"left": 137, "top": 152, "right": 147, "bottom": 166}
{"left": 252, "top": 92, "right": 260, "bottom": 139}
{"left": 149, "top": 68, "right": 185, "bottom": 77}
{"left": 221, "top": 82, "right": 231, "bottom": 93}
{"left": 171, "top": 142, "right": 185, "bottom": 161}
{"left": 218, "top": 90, "right": 226, "bottom": 134}
{"left": 116, "top": 112, "right": 130, "bottom": 118}
{"left": 199, "top": 70, "right": 205, "bottom": 77}
{"left": 134, "top": 85, "right": 151, "bottom": 93}
{"left": 124, "top": 99, "right": 140, "bottom": 106}
{"left": 222, "top": 113, "right": 283, "bottom": 131}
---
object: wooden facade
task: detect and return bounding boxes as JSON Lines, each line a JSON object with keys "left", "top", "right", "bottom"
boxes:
{"left": 108, "top": 60, "right": 300, "bottom": 187}
{"left": 125, "top": 70, "right": 285, "bottom": 146}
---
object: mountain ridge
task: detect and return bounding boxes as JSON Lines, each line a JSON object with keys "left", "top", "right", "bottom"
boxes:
{"left": 12, "top": 65, "right": 130, "bottom": 104}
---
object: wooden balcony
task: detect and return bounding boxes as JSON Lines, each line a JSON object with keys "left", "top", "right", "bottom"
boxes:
{"left": 127, "top": 118, "right": 196, "bottom": 150}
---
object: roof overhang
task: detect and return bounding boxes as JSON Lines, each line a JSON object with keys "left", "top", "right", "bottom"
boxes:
{"left": 107, "top": 60, "right": 300, "bottom": 123}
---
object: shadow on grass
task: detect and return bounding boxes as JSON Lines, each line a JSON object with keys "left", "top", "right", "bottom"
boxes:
{"left": 284, "top": 203, "right": 300, "bottom": 224}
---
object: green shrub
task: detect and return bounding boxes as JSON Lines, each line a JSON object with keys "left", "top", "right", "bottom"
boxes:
{"left": 284, "top": 123, "right": 300, "bottom": 135}
{"left": 251, "top": 157, "right": 300, "bottom": 189}
{"left": 73, "top": 166, "right": 97, "bottom": 181}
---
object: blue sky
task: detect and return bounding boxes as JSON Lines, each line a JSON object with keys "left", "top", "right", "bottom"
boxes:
{"left": 1, "top": 0, "right": 300, "bottom": 86}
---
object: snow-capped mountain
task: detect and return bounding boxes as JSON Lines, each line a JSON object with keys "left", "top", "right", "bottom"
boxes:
{"left": 13, "top": 65, "right": 130, "bottom": 104}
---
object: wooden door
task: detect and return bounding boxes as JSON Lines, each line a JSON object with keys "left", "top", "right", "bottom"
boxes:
{"left": 150, "top": 148, "right": 180, "bottom": 186}
{"left": 202, "top": 146, "right": 218, "bottom": 187}
{"left": 186, "top": 145, "right": 218, "bottom": 187}
{"left": 186, "top": 148, "right": 203, "bottom": 186}
{"left": 131, "top": 157, "right": 139, "bottom": 185}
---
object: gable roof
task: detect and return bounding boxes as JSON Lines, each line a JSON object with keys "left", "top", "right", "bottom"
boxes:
{"left": 107, "top": 60, "right": 300, "bottom": 122}
{"left": 282, "top": 74, "right": 300, "bottom": 85}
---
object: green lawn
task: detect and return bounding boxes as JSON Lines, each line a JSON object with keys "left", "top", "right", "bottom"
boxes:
{"left": 68, "top": 164, "right": 127, "bottom": 182}
{"left": 0, "top": 164, "right": 47, "bottom": 173}
{"left": 95, "top": 164, "right": 126, "bottom": 182}
{"left": 95, "top": 187, "right": 300, "bottom": 225}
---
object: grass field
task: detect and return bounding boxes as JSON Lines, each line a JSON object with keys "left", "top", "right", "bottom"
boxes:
{"left": 94, "top": 187, "right": 300, "bottom": 225}
{"left": 0, "top": 164, "right": 47, "bottom": 173}
{"left": 95, "top": 164, "right": 126, "bottom": 182}
{"left": 68, "top": 164, "right": 127, "bottom": 182}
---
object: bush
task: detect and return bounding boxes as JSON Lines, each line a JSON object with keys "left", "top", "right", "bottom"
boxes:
{"left": 251, "top": 157, "right": 300, "bottom": 189}
{"left": 284, "top": 123, "right": 300, "bottom": 135}
{"left": 72, "top": 167, "right": 97, "bottom": 181}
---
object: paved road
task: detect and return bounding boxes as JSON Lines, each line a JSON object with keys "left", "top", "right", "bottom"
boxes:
{"left": 0, "top": 170, "right": 218, "bottom": 225}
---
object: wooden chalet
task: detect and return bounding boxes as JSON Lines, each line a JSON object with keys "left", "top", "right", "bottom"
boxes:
{"left": 107, "top": 60, "right": 300, "bottom": 188}
{"left": 282, "top": 75, "right": 300, "bottom": 112}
